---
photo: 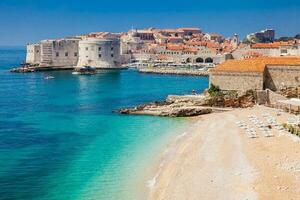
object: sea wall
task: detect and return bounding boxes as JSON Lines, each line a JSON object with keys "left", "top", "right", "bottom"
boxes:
{"left": 139, "top": 67, "right": 209, "bottom": 76}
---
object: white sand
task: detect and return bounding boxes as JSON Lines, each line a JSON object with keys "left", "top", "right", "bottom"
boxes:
{"left": 147, "top": 105, "right": 300, "bottom": 200}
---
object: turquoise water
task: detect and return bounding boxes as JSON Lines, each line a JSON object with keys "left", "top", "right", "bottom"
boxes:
{"left": 0, "top": 48, "right": 209, "bottom": 200}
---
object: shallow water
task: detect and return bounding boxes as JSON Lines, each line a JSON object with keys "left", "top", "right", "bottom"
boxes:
{"left": 0, "top": 48, "right": 208, "bottom": 200}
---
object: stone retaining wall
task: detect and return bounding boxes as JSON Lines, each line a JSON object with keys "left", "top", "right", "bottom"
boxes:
{"left": 209, "top": 71, "right": 263, "bottom": 91}
{"left": 265, "top": 65, "right": 300, "bottom": 91}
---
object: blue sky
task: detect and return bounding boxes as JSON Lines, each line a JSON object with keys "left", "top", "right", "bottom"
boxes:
{"left": 0, "top": 0, "right": 300, "bottom": 45}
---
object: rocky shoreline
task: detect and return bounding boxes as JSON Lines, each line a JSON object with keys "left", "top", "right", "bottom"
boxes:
{"left": 138, "top": 67, "right": 209, "bottom": 76}
{"left": 117, "top": 88, "right": 256, "bottom": 117}
{"left": 117, "top": 94, "right": 238, "bottom": 117}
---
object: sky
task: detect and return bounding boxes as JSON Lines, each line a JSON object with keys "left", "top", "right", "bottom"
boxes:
{"left": 0, "top": 0, "right": 300, "bottom": 46}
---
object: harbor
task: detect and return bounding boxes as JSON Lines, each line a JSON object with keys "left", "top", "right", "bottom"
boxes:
{"left": 1, "top": 0, "right": 300, "bottom": 199}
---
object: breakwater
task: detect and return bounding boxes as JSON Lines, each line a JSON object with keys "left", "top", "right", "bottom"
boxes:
{"left": 138, "top": 67, "right": 209, "bottom": 76}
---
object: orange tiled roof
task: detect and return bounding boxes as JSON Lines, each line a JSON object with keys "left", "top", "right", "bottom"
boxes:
{"left": 206, "top": 41, "right": 219, "bottom": 48}
{"left": 183, "top": 48, "right": 198, "bottom": 53}
{"left": 251, "top": 42, "right": 289, "bottom": 49}
{"left": 211, "top": 57, "right": 300, "bottom": 73}
{"left": 167, "top": 37, "right": 183, "bottom": 40}
{"left": 160, "top": 29, "right": 178, "bottom": 33}
{"left": 185, "top": 41, "right": 220, "bottom": 48}
{"left": 185, "top": 41, "right": 207, "bottom": 46}
{"left": 166, "top": 44, "right": 184, "bottom": 51}
{"left": 243, "top": 51, "right": 263, "bottom": 57}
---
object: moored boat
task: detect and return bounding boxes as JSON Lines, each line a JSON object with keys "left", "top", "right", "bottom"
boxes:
{"left": 72, "top": 66, "right": 96, "bottom": 75}
{"left": 44, "top": 75, "right": 55, "bottom": 80}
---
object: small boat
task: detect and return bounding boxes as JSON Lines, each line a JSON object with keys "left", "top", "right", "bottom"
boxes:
{"left": 10, "top": 67, "right": 35, "bottom": 73}
{"left": 72, "top": 66, "right": 96, "bottom": 75}
{"left": 44, "top": 75, "right": 55, "bottom": 80}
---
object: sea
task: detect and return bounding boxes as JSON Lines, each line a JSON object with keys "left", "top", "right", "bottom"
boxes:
{"left": 0, "top": 47, "right": 208, "bottom": 200}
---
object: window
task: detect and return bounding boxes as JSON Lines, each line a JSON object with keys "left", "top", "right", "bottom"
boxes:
{"left": 36, "top": 50, "right": 39, "bottom": 53}
{"left": 111, "top": 54, "right": 114, "bottom": 57}
{"left": 65, "top": 52, "right": 68, "bottom": 57}
{"left": 111, "top": 47, "right": 114, "bottom": 50}
{"left": 56, "top": 52, "right": 59, "bottom": 57}
{"left": 74, "top": 52, "right": 78, "bottom": 57}
{"left": 98, "top": 47, "right": 101, "bottom": 51}
{"left": 99, "top": 54, "right": 102, "bottom": 58}
{"left": 85, "top": 47, "right": 88, "bottom": 51}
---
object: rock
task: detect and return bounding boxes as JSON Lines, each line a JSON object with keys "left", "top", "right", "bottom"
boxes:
{"left": 118, "top": 108, "right": 131, "bottom": 114}
{"left": 166, "top": 107, "right": 212, "bottom": 117}
{"left": 166, "top": 95, "right": 207, "bottom": 105}
{"left": 117, "top": 104, "right": 212, "bottom": 117}
{"left": 116, "top": 91, "right": 250, "bottom": 117}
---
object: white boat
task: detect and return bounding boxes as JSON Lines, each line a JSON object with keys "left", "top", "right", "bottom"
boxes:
{"left": 44, "top": 75, "right": 55, "bottom": 80}
{"left": 72, "top": 66, "right": 96, "bottom": 75}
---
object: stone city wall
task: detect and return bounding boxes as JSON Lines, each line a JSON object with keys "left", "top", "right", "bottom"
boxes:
{"left": 264, "top": 65, "right": 300, "bottom": 91}
{"left": 40, "top": 39, "right": 79, "bottom": 68}
{"left": 209, "top": 71, "right": 264, "bottom": 91}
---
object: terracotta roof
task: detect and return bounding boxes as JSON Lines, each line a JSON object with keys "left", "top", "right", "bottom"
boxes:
{"left": 158, "top": 55, "right": 171, "bottom": 60}
{"left": 243, "top": 51, "right": 263, "bottom": 57}
{"left": 206, "top": 42, "right": 219, "bottom": 48}
{"left": 251, "top": 42, "right": 289, "bottom": 49}
{"left": 185, "top": 41, "right": 220, "bottom": 48}
{"left": 185, "top": 41, "right": 207, "bottom": 46}
{"left": 183, "top": 48, "right": 198, "bottom": 53}
{"left": 211, "top": 57, "right": 300, "bottom": 73}
{"left": 166, "top": 44, "right": 184, "bottom": 51}
{"left": 167, "top": 37, "right": 183, "bottom": 40}
{"left": 160, "top": 29, "right": 178, "bottom": 33}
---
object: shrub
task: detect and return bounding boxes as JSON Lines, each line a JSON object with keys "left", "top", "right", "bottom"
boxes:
{"left": 208, "top": 84, "right": 221, "bottom": 97}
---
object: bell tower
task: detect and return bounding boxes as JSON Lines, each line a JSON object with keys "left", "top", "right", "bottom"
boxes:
{"left": 231, "top": 33, "right": 239, "bottom": 48}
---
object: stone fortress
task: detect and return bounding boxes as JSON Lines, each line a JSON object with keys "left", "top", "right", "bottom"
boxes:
{"left": 26, "top": 37, "right": 121, "bottom": 69}
{"left": 76, "top": 38, "right": 120, "bottom": 69}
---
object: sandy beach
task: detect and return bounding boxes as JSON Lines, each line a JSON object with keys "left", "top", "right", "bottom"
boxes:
{"left": 147, "top": 105, "right": 300, "bottom": 200}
